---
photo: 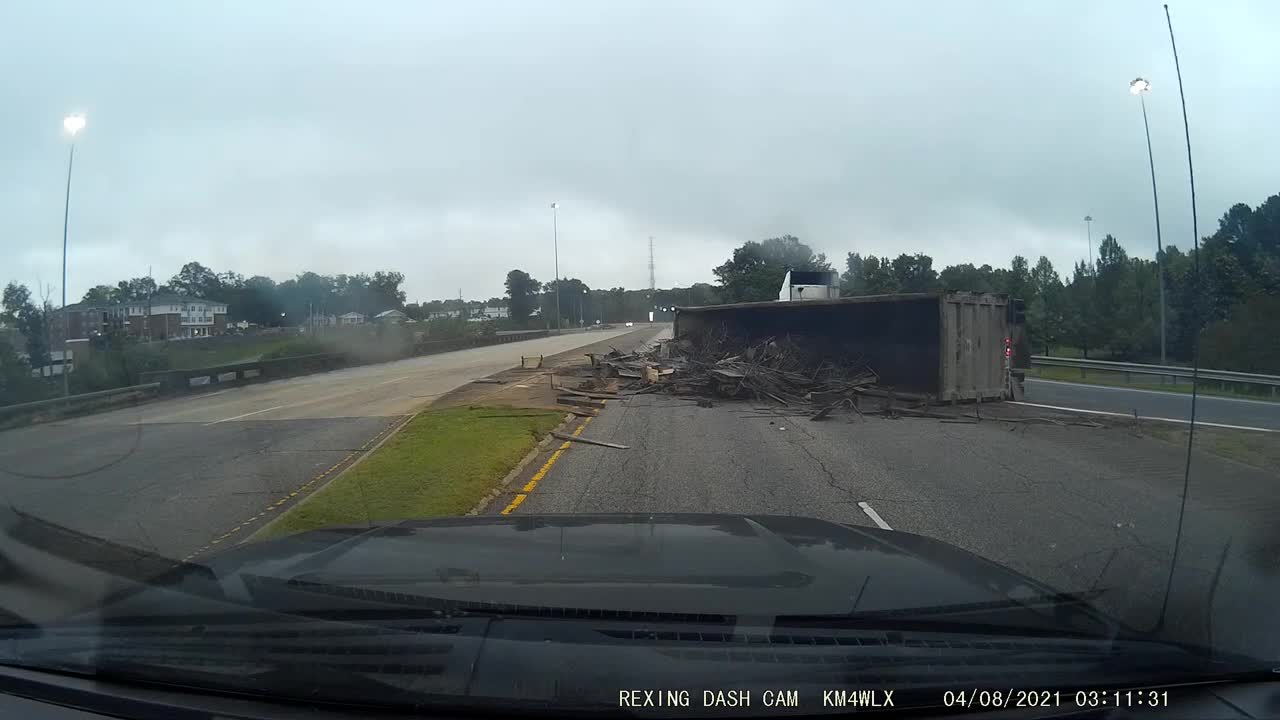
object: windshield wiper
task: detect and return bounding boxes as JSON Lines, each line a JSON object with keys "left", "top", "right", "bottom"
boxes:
{"left": 775, "top": 590, "right": 1118, "bottom": 639}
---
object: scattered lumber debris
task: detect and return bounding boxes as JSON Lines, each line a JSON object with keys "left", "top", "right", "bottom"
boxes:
{"left": 579, "top": 331, "right": 1101, "bottom": 430}
{"left": 593, "top": 331, "right": 880, "bottom": 420}
{"left": 551, "top": 431, "right": 630, "bottom": 450}
{"left": 556, "top": 395, "right": 606, "bottom": 410}
{"left": 471, "top": 378, "right": 505, "bottom": 384}
{"left": 558, "top": 388, "right": 622, "bottom": 400}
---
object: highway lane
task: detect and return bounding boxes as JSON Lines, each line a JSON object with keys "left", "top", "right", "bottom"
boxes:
{"left": 506, "top": 392, "right": 1280, "bottom": 658}
{"left": 1024, "top": 377, "right": 1280, "bottom": 430}
{"left": 0, "top": 328, "right": 648, "bottom": 559}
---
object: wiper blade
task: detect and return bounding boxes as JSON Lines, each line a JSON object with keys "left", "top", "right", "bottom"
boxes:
{"left": 240, "top": 574, "right": 735, "bottom": 625}
{"left": 784, "top": 589, "right": 1105, "bottom": 620}
{"left": 776, "top": 590, "right": 1116, "bottom": 638}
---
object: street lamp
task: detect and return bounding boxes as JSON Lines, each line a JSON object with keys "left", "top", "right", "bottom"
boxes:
{"left": 550, "top": 203, "right": 561, "bottom": 334}
{"left": 1083, "top": 215, "right": 1093, "bottom": 273}
{"left": 60, "top": 113, "right": 86, "bottom": 399}
{"left": 1130, "top": 76, "right": 1168, "bottom": 366}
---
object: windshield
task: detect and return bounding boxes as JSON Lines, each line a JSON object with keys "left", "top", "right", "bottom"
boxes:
{"left": 2, "top": 1, "right": 1277, "bottom": 716}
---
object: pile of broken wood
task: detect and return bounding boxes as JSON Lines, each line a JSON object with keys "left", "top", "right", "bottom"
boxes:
{"left": 580, "top": 331, "right": 897, "bottom": 420}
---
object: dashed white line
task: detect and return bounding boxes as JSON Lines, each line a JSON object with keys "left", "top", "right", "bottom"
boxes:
{"left": 857, "top": 501, "right": 892, "bottom": 530}
{"left": 204, "top": 406, "right": 285, "bottom": 425}
{"left": 1009, "top": 401, "right": 1278, "bottom": 433}
{"left": 376, "top": 376, "right": 412, "bottom": 385}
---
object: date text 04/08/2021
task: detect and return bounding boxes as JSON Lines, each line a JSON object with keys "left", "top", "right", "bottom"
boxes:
{"left": 943, "top": 689, "right": 1171, "bottom": 709}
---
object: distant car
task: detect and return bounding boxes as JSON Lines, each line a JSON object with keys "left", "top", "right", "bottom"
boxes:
{"left": 625, "top": 321, "right": 634, "bottom": 327}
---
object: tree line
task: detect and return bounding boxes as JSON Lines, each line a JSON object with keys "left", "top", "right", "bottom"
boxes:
{"left": 77, "top": 261, "right": 408, "bottom": 329}
{"left": 3, "top": 189, "right": 1276, "bottom": 407}
{"left": 502, "top": 269, "right": 725, "bottom": 329}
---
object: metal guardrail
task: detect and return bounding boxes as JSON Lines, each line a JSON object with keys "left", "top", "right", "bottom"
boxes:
{"left": 1030, "top": 356, "right": 1280, "bottom": 393}
{"left": 0, "top": 383, "right": 161, "bottom": 418}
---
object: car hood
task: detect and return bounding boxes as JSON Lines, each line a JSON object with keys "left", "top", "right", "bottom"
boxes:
{"left": 148, "top": 513, "right": 1112, "bottom": 634}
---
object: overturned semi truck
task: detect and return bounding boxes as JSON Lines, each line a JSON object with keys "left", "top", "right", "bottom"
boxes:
{"left": 673, "top": 292, "right": 1028, "bottom": 403}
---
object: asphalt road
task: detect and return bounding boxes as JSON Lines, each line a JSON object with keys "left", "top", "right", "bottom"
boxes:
{"left": 1023, "top": 378, "right": 1280, "bottom": 430}
{"left": 507, "top": 382, "right": 1280, "bottom": 659}
{"left": 0, "top": 328, "right": 649, "bottom": 560}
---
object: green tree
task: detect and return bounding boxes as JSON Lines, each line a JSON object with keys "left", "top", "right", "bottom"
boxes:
{"left": 110, "top": 276, "right": 158, "bottom": 302}
{"left": 2, "top": 283, "right": 51, "bottom": 370}
{"left": 541, "top": 278, "right": 591, "bottom": 326}
{"left": 1027, "top": 256, "right": 1065, "bottom": 354}
{"left": 713, "top": 235, "right": 829, "bottom": 302}
{"left": 81, "top": 285, "right": 115, "bottom": 305}
{"left": 1200, "top": 296, "right": 1280, "bottom": 373}
{"left": 369, "top": 271, "right": 407, "bottom": 311}
{"left": 938, "top": 263, "right": 997, "bottom": 292}
{"left": 0, "top": 335, "right": 49, "bottom": 405}
{"left": 840, "top": 253, "right": 866, "bottom": 295}
{"left": 504, "top": 269, "right": 542, "bottom": 326}
{"left": 168, "top": 261, "right": 223, "bottom": 299}
{"left": 1061, "top": 262, "right": 1102, "bottom": 358}
{"left": 889, "top": 253, "right": 939, "bottom": 292}
{"left": 840, "top": 253, "right": 898, "bottom": 295}
{"left": 1003, "top": 255, "right": 1033, "bottom": 300}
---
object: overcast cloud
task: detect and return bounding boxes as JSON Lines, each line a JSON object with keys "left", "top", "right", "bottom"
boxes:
{"left": 3, "top": 1, "right": 1277, "bottom": 303}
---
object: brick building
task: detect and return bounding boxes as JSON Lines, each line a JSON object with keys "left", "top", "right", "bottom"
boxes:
{"left": 62, "top": 295, "right": 229, "bottom": 341}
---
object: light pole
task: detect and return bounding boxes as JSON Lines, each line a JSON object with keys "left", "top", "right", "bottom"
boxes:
{"left": 1130, "top": 77, "right": 1168, "bottom": 366}
{"left": 60, "top": 113, "right": 86, "bottom": 399}
{"left": 1083, "top": 215, "right": 1094, "bottom": 273}
{"left": 550, "top": 202, "right": 562, "bottom": 334}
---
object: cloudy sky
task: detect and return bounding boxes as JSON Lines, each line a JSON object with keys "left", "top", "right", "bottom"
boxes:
{"left": 4, "top": 1, "right": 1277, "bottom": 303}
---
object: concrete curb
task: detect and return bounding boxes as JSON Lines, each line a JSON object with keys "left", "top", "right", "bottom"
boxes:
{"left": 243, "top": 410, "right": 420, "bottom": 544}
{"left": 466, "top": 412, "right": 577, "bottom": 516}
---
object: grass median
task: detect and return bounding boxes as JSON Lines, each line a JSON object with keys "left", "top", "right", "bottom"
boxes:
{"left": 259, "top": 406, "right": 563, "bottom": 539}
{"left": 1031, "top": 366, "right": 1278, "bottom": 403}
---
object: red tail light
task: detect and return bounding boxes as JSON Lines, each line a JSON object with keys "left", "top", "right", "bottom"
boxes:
{"left": 1004, "top": 337, "right": 1012, "bottom": 358}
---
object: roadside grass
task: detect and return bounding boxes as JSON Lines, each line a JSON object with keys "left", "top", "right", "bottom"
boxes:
{"left": 1031, "top": 365, "right": 1278, "bottom": 403}
{"left": 1143, "top": 425, "right": 1280, "bottom": 471}
{"left": 259, "top": 406, "right": 563, "bottom": 539}
{"left": 164, "top": 336, "right": 297, "bottom": 368}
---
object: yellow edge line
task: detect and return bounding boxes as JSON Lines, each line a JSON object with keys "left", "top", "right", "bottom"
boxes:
{"left": 502, "top": 414, "right": 594, "bottom": 515}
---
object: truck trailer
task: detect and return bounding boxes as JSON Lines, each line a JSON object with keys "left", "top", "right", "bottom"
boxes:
{"left": 673, "top": 291, "right": 1026, "bottom": 403}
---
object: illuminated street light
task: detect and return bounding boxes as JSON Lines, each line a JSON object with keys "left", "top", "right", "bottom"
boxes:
{"left": 59, "top": 113, "right": 87, "bottom": 399}
{"left": 1129, "top": 76, "right": 1167, "bottom": 365}
{"left": 63, "top": 114, "right": 86, "bottom": 135}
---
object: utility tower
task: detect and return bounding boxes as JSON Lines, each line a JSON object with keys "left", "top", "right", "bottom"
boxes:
{"left": 648, "top": 236, "right": 656, "bottom": 291}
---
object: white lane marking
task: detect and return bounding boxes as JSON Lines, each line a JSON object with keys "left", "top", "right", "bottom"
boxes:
{"left": 857, "top": 501, "right": 892, "bottom": 530}
{"left": 376, "top": 376, "right": 411, "bottom": 385}
{"left": 1009, "top": 401, "right": 1279, "bottom": 433}
{"left": 204, "top": 406, "right": 285, "bottom": 425}
{"left": 1028, "top": 378, "right": 1280, "bottom": 407}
